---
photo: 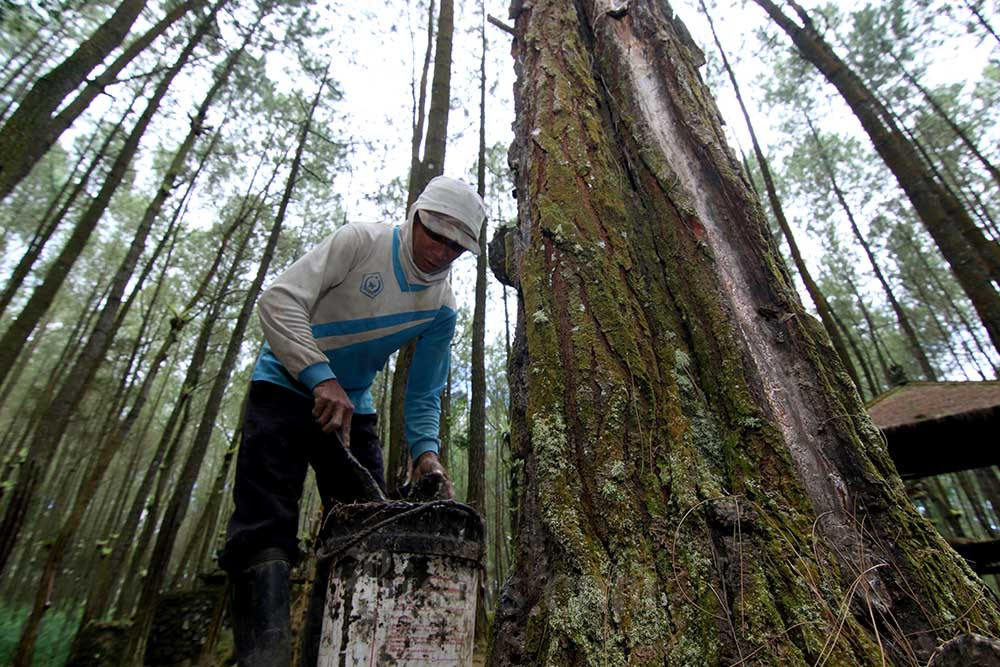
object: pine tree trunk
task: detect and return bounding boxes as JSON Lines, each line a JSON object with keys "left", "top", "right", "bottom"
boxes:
{"left": 751, "top": 0, "right": 1000, "bottom": 357}
{"left": 847, "top": 276, "right": 896, "bottom": 384}
{"left": 701, "top": 1, "right": 863, "bottom": 394}
{"left": 896, "top": 227, "right": 1000, "bottom": 376}
{"left": 828, "top": 304, "right": 880, "bottom": 398}
{"left": 963, "top": 0, "right": 1000, "bottom": 46}
{"left": 11, "top": 101, "right": 244, "bottom": 662}
{"left": 388, "top": 0, "right": 455, "bottom": 492}
{"left": 0, "top": 0, "right": 148, "bottom": 200}
{"left": 467, "top": 8, "right": 488, "bottom": 515}
{"left": 805, "top": 115, "right": 938, "bottom": 381}
{"left": 122, "top": 65, "right": 332, "bottom": 664}
{"left": 439, "top": 365, "right": 451, "bottom": 467}
{"left": 956, "top": 471, "right": 997, "bottom": 538}
{"left": 0, "top": 3, "right": 223, "bottom": 576}
{"left": 80, "top": 199, "right": 262, "bottom": 627}
{"left": 489, "top": 2, "right": 1000, "bottom": 664}
{"left": 0, "top": 4, "right": 216, "bottom": 388}
{"left": 44, "top": 1, "right": 204, "bottom": 156}
{"left": 0, "top": 98, "right": 134, "bottom": 319}
{"left": 885, "top": 49, "right": 1000, "bottom": 189}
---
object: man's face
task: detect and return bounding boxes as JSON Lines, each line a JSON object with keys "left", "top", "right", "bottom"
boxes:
{"left": 412, "top": 212, "right": 467, "bottom": 273}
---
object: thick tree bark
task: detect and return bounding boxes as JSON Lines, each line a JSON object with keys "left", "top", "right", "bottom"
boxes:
{"left": 0, "top": 0, "right": 148, "bottom": 200}
{"left": 489, "top": 2, "right": 1000, "bottom": 665}
{"left": 751, "top": 0, "right": 1000, "bottom": 357}
{"left": 700, "top": 1, "right": 862, "bottom": 394}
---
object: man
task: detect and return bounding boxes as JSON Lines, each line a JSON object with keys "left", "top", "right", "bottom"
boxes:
{"left": 219, "top": 176, "right": 487, "bottom": 665}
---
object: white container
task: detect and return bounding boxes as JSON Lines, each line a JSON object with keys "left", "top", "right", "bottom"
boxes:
{"left": 308, "top": 501, "right": 484, "bottom": 667}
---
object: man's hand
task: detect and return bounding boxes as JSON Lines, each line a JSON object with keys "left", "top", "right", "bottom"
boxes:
{"left": 312, "top": 379, "right": 353, "bottom": 447}
{"left": 410, "top": 451, "right": 454, "bottom": 500}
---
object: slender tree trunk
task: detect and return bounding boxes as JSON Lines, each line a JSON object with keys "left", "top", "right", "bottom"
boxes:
{"left": 701, "top": 1, "right": 862, "bottom": 392}
{"left": 0, "top": 98, "right": 134, "bottom": 320}
{"left": 490, "top": 3, "right": 1000, "bottom": 664}
{"left": 193, "top": 389, "right": 249, "bottom": 572}
{"left": 388, "top": 0, "right": 455, "bottom": 493}
{"left": 122, "top": 64, "right": 332, "bottom": 664}
{"left": 407, "top": 0, "right": 435, "bottom": 205}
{"left": 439, "top": 365, "right": 451, "bottom": 467}
{"left": 0, "top": 25, "right": 59, "bottom": 118}
{"left": 829, "top": 303, "right": 880, "bottom": 398}
{"left": 0, "top": 279, "right": 106, "bottom": 482}
{"left": 10, "top": 86, "right": 242, "bottom": 660}
{"left": 467, "top": 6, "right": 488, "bottom": 515}
{"left": 885, "top": 48, "right": 1000, "bottom": 189}
{"left": 956, "top": 471, "right": 997, "bottom": 538}
{"left": 896, "top": 226, "right": 1000, "bottom": 376}
{"left": 0, "top": 2, "right": 224, "bottom": 578}
{"left": 752, "top": 0, "right": 1000, "bottom": 356}
{"left": 898, "top": 107, "right": 1000, "bottom": 242}
{"left": 847, "top": 276, "right": 896, "bottom": 383}
{"left": 903, "top": 266, "right": 979, "bottom": 380}
{"left": 80, "top": 199, "right": 263, "bottom": 627}
{"left": 0, "top": 3, "right": 218, "bottom": 388}
{"left": 805, "top": 116, "right": 938, "bottom": 381}
{"left": 45, "top": 1, "right": 204, "bottom": 153}
{"left": 84, "top": 148, "right": 281, "bottom": 621}
{"left": 925, "top": 476, "right": 969, "bottom": 537}
{"left": 963, "top": 0, "right": 1000, "bottom": 46}
{"left": 0, "top": 0, "right": 148, "bottom": 200}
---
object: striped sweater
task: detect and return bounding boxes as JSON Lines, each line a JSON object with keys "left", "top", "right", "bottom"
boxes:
{"left": 252, "top": 219, "right": 456, "bottom": 460}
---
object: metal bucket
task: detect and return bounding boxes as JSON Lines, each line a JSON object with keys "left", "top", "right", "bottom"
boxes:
{"left": 301, "top": 501, "right": 484, "bottom": 667}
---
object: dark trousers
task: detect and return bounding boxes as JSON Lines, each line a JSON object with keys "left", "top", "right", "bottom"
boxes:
{"left": 219, "top": 381, "right": 386, "bottom": 572}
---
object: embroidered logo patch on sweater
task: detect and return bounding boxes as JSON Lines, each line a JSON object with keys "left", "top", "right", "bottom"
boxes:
{"left": 360, "top": 272, "right": 384, "bottom": 298}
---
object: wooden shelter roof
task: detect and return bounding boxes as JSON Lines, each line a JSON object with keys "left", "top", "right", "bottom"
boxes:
{"left": 866, "top": 381, "right": 1000, "bottom": 480}
{"left": 867, "top": 380, "right": 1000, "bottom": 430}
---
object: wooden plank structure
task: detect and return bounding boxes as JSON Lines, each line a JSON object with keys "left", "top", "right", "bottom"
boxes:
{"left": 868, "top": 381, "right": 1000, "bottom": 578}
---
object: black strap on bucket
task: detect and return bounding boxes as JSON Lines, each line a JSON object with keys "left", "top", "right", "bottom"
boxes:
{"left": 316, "top": 500, "right": 483, "bottom": 565}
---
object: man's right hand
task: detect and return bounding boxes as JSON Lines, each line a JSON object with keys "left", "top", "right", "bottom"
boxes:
{"left": 312, "top": 379, "right": 353, "bottom": 447}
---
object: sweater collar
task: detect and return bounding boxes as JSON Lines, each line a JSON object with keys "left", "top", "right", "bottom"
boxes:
{"left": 395, "top": 214, "right": 449, "bottom": 289}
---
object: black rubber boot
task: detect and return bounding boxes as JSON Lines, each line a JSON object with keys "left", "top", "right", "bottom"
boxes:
{"left": 231, "top": 548, "right": 292, "bottom": 667}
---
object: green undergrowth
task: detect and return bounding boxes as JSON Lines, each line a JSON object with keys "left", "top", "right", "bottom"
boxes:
{"left": 0, "top": 603, "right": 81, "bottom": 666}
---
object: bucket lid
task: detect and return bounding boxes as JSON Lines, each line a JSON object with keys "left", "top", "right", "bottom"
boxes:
{"left": 317, "top": 501, "right": 485, "bottom": 565}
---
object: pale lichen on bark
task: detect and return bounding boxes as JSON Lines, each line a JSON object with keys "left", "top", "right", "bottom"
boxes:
{"left": 490, "top": 0, "right": 1000, "bottom": 665}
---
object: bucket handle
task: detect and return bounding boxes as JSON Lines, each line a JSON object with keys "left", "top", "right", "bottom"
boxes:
{"left": 316, "top": 500, "right": 482, "bottom": 564}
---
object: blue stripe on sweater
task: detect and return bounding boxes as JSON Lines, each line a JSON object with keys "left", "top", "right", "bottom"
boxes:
{"left": 311, "top": 309, "right": 440, "bottom": 339}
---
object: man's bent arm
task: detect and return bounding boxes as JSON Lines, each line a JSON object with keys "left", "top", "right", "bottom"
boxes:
{"left": 404, "top": 306, "right": 457, "bottom": 460}
{"left": 258, "top": 224, "right": 362, "bottom": 389}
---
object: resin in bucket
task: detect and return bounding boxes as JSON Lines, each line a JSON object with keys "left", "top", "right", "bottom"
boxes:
{"left": 302, "top": 500, "right": 484, "bottom": 666}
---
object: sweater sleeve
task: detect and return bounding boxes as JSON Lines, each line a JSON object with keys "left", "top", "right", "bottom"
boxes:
{"left": 257, "top": 225, "right": 362, "bottom": 389}
{"left": 404, "top": 306, "right": 457, "bottom": 461}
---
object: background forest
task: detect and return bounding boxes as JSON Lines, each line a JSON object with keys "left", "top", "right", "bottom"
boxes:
{"left": 0, "top": 0, "right": 997, "bottom": 664}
